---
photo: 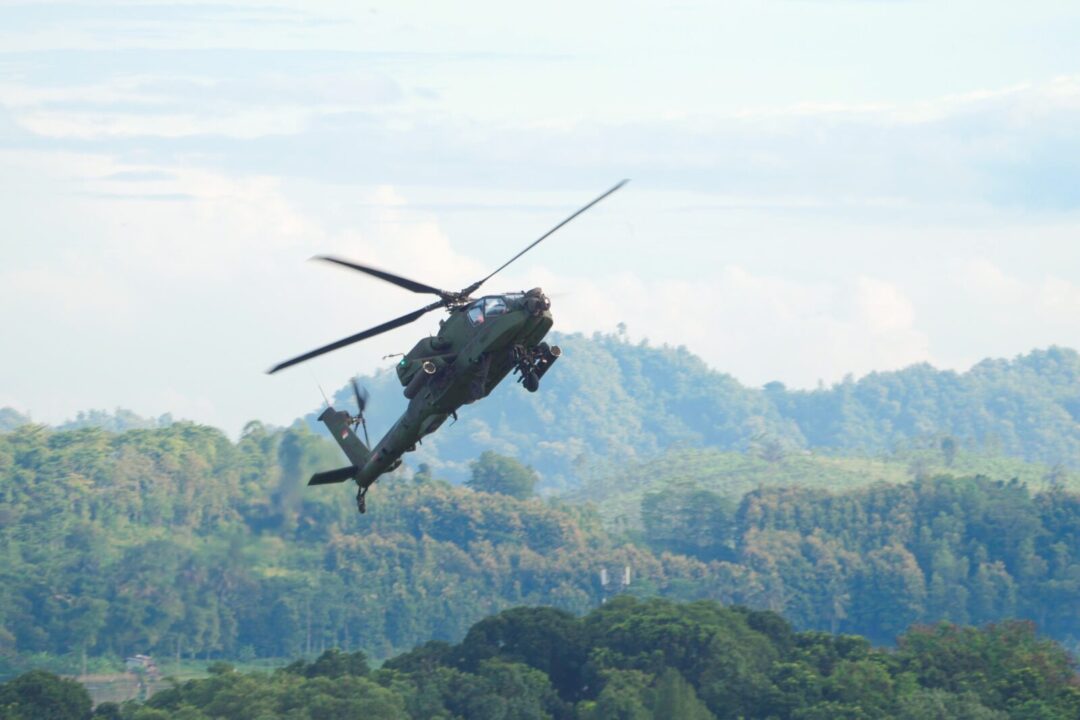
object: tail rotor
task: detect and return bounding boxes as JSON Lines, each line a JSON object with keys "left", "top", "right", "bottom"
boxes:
{"left": 350, "top": 378, "right": 371, "bottom": 447}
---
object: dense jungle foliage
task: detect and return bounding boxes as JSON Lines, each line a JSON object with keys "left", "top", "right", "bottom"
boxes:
{"left": 4, "top": 599, "right": 1080, "bottom": 719}
{"left": 4, "top": 418, "right": 1080, "bottom": 679}
{"left": 299, "top": 335, "right": 1080, "bottom": 487}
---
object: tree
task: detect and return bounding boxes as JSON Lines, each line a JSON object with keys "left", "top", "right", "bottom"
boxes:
{"left": 0, "top": 670, "right": 92, "bottom": 720}
{"left": 0, "top": 408, "right": 31, "bottom": 433}
{"left": 301, "top": 648, "right": 370, "bottom": 678}
{"left": 641, "top": 483, "right": 735, "bottom": 562}
{"left": 580, "top": 669, "right": 652, "bottom": 720}
{"left": 940, "top": 437, "right": 958, "bottom": 467}
{"left": 467, "top": 451, "right": 539, "bottom": 499}
{"left": 458, "top": 606, "right": 588, "bottom": 702}
{"left": 650, "top": 668, "right": 715, "bottom": 719}
{"left": 895, "top": 689, "right": 1006, "bottom": 720}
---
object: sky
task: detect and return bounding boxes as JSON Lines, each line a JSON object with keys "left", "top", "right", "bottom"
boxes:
{"left": 3, "top": 0, "right": 1080, "bottom": 435}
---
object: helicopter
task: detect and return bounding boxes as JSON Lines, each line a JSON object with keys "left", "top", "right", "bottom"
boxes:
{"left": 268, "top": 180, "right": 627, "bottom": 513}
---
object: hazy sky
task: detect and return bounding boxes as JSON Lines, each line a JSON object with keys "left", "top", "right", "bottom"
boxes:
{"left": 3, "top": 0, "right": 1080, "bottom": 434}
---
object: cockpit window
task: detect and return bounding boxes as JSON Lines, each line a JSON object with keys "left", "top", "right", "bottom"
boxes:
{"left": 484, "top": 296, "right": 508, "bottom": 317}
{"left": 467, "top": 302, "right": 484, "bottom": 325}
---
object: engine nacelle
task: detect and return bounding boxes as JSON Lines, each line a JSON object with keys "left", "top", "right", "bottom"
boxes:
{"left": 396, "top": 336, "right": 452, "bottom": 386}
{"left": 403, "top": 360, "right": 437, "bottom": 399}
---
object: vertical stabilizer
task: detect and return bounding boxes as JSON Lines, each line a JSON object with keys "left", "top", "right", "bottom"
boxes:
{"left": 319, "top": 407, "right": 372, "bottom": 469}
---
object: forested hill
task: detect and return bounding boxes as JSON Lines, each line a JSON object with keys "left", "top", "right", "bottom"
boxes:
{"left": 312, "top": 335, "right": 1080, "bottom": 487}
{"left": 6, "top": 422, "right": 1080, "bottom": 678}
{"left": 5, "top": 339, "right": 1077, "bottom": 488}
{"left": 0, "top": 407, "right": 174, "bottom": 434}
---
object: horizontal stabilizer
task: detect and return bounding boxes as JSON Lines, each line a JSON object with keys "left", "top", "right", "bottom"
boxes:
{"left": 308, "top": 466, "right": 358, "bottom": 486}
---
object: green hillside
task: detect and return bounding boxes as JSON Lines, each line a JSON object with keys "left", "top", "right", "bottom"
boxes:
{"left": 10, "top": 339, "right": 1079, "bottom": 491}
{"left": 308, "top": 331, "right": 795, "bottom": 490}
{"left": 5, "top": 422, "right": 1080, "bottom": 679}
{"left": 0, "top": 422, "right": 698, "bottom": 674}
{"left": 310, "top": 336, "right": 1080, "bottom": 489}
{"left": 573, "top": 446, "right": 1067, "bottom": 533}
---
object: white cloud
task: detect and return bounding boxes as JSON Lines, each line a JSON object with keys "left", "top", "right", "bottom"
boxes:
{"left": 506, "top": 265, "right": 930, "bottom": 389}
{"left": 15, "top": 108, "right": 311, "bottom": 139}
{"left": 954, "top": 258, "right": 1080, "bottom": 321}
{"left": 0, "top": 262, "right": 133, "bottom": 324}
{"left": 0, "top": 154, "right": 492, "bottom": 433}
{"left": 855, "top": 276, "right": 915, "bottom": 333}
{"left": 957, "top": 258, "right": 1026, "bottom": 302}
{"left": 1039, "top": 275, "right": 1080, "bottom": 317}
{"left": 0, "top": 396, "right": 29, "bottom": 415}
{"left": 932, "top": 258, "right": 1080, "bottom": 369}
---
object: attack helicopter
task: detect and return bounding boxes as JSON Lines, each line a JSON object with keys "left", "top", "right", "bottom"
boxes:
{"left": 268, "top": 180, "right": 627, "bottom": 513}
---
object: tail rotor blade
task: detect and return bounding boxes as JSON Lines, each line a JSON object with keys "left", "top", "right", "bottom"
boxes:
{"left": 350, "top": 378, "right": 371, "bottom": 446}
{"left": 351, "top": 378, "right": 367, "bottom": 414}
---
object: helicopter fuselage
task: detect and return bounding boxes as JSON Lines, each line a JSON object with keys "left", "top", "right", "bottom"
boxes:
{"left": 273, "top": 180, "right": 627, "bottom": 513}
{"left": 354, "top": 288, "right": 557, "bottom": 487}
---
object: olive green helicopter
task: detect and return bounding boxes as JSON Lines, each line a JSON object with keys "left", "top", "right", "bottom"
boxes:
{"left": 268, "top": 180, "right": 627, "bottom": 513}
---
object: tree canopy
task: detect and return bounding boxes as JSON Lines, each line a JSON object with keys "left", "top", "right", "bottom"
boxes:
{"left": 4, "top": 421, "right": 1080, "bottom": 677}
{"left": 5, "top": 599, "right": 1079, "bottom": 719}
{"left": 466, "top": 451, "right": 539, "bottom": 499}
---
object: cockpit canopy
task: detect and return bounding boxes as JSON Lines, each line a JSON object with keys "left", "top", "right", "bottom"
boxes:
{"left": 466, "top": 294, "right": 522, "bottom": 325}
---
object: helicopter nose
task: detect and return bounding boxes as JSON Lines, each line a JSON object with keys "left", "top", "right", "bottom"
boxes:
{"left": 525, "top": 287, "right": 550, "bottom": 314}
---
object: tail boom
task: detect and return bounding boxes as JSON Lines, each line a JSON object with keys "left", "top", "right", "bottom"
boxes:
{"left": 310, "top": 405, "right": 406, "bottom": 511}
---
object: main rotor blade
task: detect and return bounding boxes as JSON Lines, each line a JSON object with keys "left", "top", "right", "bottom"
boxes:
{"left": 314, "top": 256, "right": 450, "bottom": 298}
{"left": 462, "top": 179, "right": 629, "bottom": 296}
{"left": 267, "top": 301, "right": 442, "bottom": 374}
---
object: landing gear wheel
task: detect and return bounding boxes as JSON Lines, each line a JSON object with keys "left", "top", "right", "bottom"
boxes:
{"left": 523, "top": 370, "right": 540, "bottom": 393}
{"left": 356, "top": 488, "right": 367, "bottom": 514}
